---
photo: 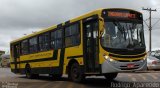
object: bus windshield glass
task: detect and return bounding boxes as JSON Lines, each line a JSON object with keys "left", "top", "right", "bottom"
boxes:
{"left": 101, "top": 20, "right": 145, "bottom": 49}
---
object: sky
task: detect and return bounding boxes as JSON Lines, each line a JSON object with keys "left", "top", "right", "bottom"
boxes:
{"left": 0, "top": 0, "right": 160, "bottom": 52}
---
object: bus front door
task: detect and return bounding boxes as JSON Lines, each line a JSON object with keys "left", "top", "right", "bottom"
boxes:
{"left": 83, "top": 19, "right": 99, "bottom": 73}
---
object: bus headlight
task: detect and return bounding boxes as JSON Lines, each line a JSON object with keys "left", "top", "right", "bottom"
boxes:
{"left": 109, "top": 58, "right": 116, "bottom": 62}
{"left": 103, "top": 55, "right": 118, "bottom": 63}
{"left": 109, "top": 58, "right": 118, "bottom": 64}
{"left": 104, "top": 55, "right": 109, "bottom": 60}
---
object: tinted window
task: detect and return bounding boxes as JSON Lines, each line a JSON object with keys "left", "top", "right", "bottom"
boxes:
{"left": 29, "top": 37, "right": 38, "bottom": 53}
{"left": 51, "top": 29, "right": 63, "bottom": 49}
{"left": 21, "top": 40, "right": 28, "bottom": 55}
{"left": 39, "top": 32, "right": 50, "bottom": 51}
{"left": 65, "top": 23, "right": 80, "bottom": 47}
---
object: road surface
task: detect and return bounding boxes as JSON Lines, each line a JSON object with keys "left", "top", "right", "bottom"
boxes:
{"left": 0, "top": 68, "right": 160, "bottom": 88}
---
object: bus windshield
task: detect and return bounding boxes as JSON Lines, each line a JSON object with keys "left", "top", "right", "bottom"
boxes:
{"left": 101, "top": 20, "right": 145, "bottom": 49}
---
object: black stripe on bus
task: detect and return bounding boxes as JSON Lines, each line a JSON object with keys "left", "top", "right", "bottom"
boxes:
{"left": 10, "top": 50, "right": 58, "bottom": 64}
{"left": 67, "top": 55, "right": 83, "bottom": 59}
{"left": 65, "top": 20, "right": 70, "bottom": 26}
{"left": 109, "top": 53, "right": 146, "bottom": 58}
{"left": 53, "top": 50, "right": 58, "bottom": 60}
{"left": 59, "top": 48, "right": 65, "bottom": 74}
{"left": 57, "top": 23, "right": 63, "bottom": 28}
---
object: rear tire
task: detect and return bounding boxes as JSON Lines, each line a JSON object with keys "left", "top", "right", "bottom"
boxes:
{"left": 69, "top": 63, "right": 85, "bottom": 82}
{"left": 104, "top": 73, "right": 118, "bottom": 80}
{"left": 25, "top": 65, "right": 36, "bottom": 79}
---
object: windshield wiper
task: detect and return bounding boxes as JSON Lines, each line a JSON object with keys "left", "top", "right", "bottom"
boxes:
{"left": 114, "top": 21, "right": 134, "bottom": 48}
{"left": 112, "top": 21, "right": 126, "bottom": 40}
{"left": 114, "top": 22, "right": 128, "bottom": 42}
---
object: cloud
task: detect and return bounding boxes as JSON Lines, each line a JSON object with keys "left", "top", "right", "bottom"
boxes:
{"left": 0, "top": 0, "right": 160, "bottom": 52}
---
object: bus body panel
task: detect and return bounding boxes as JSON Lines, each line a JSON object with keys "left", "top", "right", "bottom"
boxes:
{"left": 10, "top": 8, "right": 146, "bottom": 77}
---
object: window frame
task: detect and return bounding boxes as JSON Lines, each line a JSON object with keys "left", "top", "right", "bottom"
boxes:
{"left": 51, "top": 28, "right": 64, "bottom": 50}
{"left": 38, "top": 32, "right": 51, "bottom": 52}
{"left": 17, "top": 21, "right": 81, "bottom": 55}
{"left": 21, "top": 39, "right": 29, "bottom": 55}
{"left": 64, "top": 21, "right": 81, "bottom": 48}
{"left": 29, "top": 36, "right": 38, "bottom": 53}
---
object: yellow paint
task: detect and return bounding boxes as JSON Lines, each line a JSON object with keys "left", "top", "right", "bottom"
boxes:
{"left": 20, "top": 50, "right": 53, "bottom": 61}
{"left": 110, "top": 56, "right": 145, "bottom": 61}
{"left": 10, "top": 60, "right": 59, "bottom": 69}
{"left": 10, "top": 64, "right": 15, "bottom": 69}
{"left": 30, "top": 61, "right": 59, "bottom": 68}
{"left": 63, "top": 41, "right": 83, "bottom": 74}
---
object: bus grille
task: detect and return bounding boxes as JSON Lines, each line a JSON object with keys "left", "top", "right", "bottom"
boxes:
{"left": 109, "top": 53, "right": 146, "bottom": 58}
{"left": 120, "top": 65, "right": 139, "bottom": 70}
{"left": 117, "top": 59, "right": 141, "bottom": 62}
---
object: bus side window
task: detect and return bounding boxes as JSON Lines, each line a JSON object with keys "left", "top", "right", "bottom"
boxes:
{"left": 39, "top": 32, "right": 50, "bottom": 51}
{"left": 21, "top": 40, "right": 29, "bottom": 55}
{"left": 29, "top": 37, "right": 38, "bottom": 53}
{"left": 65, "top": 22, "right": 80, "bottom": 47}
{"left": 51, "top": 29, "right": 63, "bottom": 49}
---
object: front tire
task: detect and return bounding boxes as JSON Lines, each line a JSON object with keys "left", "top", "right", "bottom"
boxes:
{"left": 69, "top": 63, "right": 85, "bottom": 82}
{"left": 104, "top": 73, "right": 118, "bottom": 80}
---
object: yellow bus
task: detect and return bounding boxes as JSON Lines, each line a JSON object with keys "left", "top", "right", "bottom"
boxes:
{"left": 10, "top": 8, "right": 147, "bottom": 82}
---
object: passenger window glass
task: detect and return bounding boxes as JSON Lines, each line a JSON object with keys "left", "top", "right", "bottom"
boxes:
{"left": 21, "top": 40, "right": 28, "bottom": 55}
{"left": 39, "top": 32, "right": 50, "bottom": 51}
{"left": 65, "top": 22, "right": 80, "bottom": 47}
{"left": 29, "top": 37, "right": 38, "bottom": 53}
{"left": 51, "top": 29, "right": 63, "bottom": 49}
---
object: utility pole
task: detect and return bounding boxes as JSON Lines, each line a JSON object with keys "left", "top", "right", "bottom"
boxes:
{"left": 142, "top": 8, "right": 156, "bottom": 52}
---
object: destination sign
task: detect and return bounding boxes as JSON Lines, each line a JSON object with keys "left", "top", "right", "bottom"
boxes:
{"left": 108, "top": 11, "right": 136, "bottom": 19}
{"left": 102, "top": 9, "right": 143, "bottom": 20}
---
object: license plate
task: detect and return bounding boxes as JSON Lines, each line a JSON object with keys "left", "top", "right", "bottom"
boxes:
{"left": 127, "top": 64, "right": 135, "bottom": 68}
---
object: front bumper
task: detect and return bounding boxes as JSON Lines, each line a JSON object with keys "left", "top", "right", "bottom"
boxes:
{"left": 101, "top": 59, "right": 147, "bottom": 73}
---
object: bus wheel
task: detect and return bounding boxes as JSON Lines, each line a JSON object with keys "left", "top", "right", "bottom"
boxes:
{"left": 69, "top": 63, "right": 85, "bottom": 82}
{"left": 25, "top": 65, "right": 34, "bottom": 79}
{"left": 104, "top": 73, "right": 118, "bottom": 81}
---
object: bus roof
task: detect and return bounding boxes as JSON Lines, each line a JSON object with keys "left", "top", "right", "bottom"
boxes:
{"left": 10, "top": 8, "right": 141, "bottom": 44}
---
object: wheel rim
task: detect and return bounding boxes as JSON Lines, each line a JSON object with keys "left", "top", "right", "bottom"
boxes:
{"left": 71, "top": 64, "right": 80, "bottom": 80}
{"left": 73, "top": 67, "right": 78, "bottom": 78}
{"left": 26, "top": 67, "right": 31, "bottom": 78}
